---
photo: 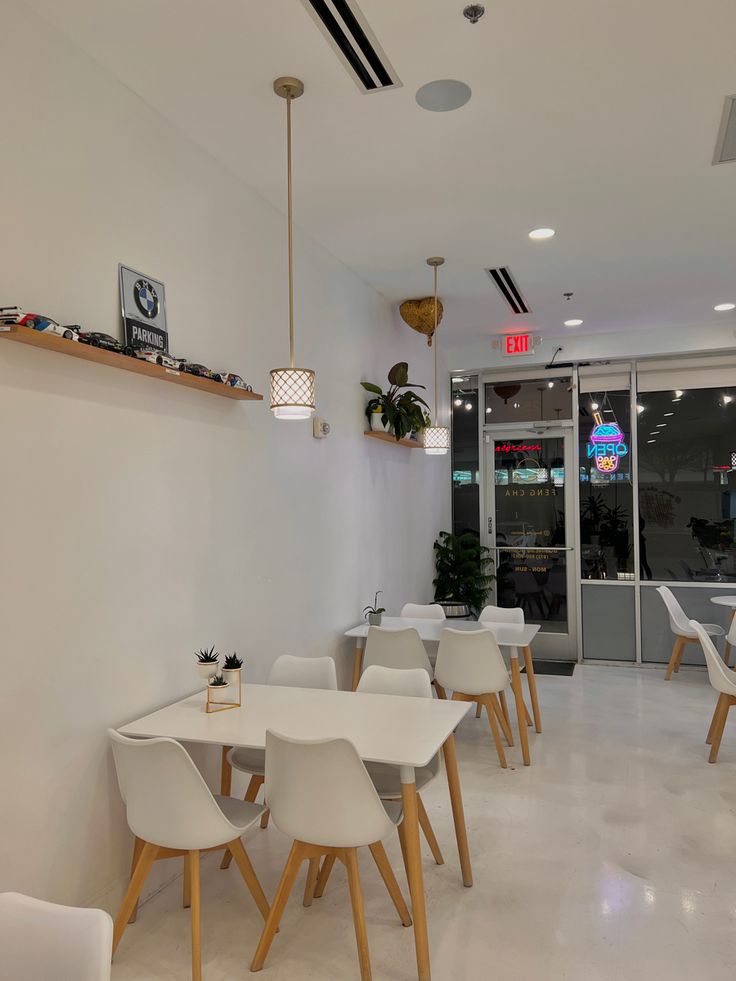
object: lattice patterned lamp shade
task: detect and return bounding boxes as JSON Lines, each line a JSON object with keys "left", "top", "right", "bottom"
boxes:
{"left": 269, "top": 367, "right": 316, "bottom": 419}
{"left": 424, "top": 425, "right": 450, "bottom": 455}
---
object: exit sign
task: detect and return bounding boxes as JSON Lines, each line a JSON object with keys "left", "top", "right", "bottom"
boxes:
{"left": 504, "top": 333, "right": 533, "bottom": 356}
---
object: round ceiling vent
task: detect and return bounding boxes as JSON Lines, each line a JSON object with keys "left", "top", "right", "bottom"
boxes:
{"left": 416, "top": 79, "right": 472, "bottom": 112}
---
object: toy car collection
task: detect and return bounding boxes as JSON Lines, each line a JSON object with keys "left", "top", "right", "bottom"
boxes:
{"left": 182, "top": 362, "right": 222, "bottom": 383}
{"left": 0, "top": 307, "right": 81, "bottom": 340}
{"left": 134, "top": 348, "right": 186, "bottom": 370}
{"left": 220, "top": 372, "right": 253, "bottom": 391}
{"left": 78, "top": 332, "right": 135, "bottom": 357}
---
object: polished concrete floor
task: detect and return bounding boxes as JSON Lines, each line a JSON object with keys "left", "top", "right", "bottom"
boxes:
{"left": 112, "top": 665, "right": 736, "bottom": 980}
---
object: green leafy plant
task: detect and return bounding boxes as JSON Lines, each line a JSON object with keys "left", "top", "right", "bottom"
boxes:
{"left": 363, "top": 591, "right": 386, "bottom": 619}
{"left": 223, "top": 653, "right": 243, "bottom": 669}
{"left": 433, "top": 531, "right": 495, "bottom": 617}
{"left": 195, "top": 646, "right": 219, "bottom": 664}
{"left": 208, "top": 673, "right": 228, "bottom": 687}
{"left": 361, "top": 362, "right": 430, "bottom": 441}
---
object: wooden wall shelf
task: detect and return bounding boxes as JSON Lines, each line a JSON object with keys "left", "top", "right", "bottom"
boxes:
{"left": 364, "top": 430, "right": 424, "bottom": 449}
{"left": 0, "top": 324, "right": 263, "bottom": 401}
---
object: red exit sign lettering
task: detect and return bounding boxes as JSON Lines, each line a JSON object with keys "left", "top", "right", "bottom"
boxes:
{"left": 504, "top": 333, "right": 533, "bottom": 356}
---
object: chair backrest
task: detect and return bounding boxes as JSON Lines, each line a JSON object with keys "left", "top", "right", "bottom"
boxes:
{"left": 656, "top": 585, "right": 693, "bottom": 636}
{"left": 729, "top": 615, "right": 736, "bottom": 650}
{"left": 478, "top": 605, "right": 524, "bottom": 625}
{"left": 435, "top": 628, "right": 509, "bottom": 695}
{"left": 690, "top": 620, "right": 736, "bottom": 696}
{"left": 264, "top": 731, "right": 395, "bottom": 847}
{"left": 109, "top": 730, "right": 239, "bottom": 850}
{"left": 400, "top": 603, "right": 446, "bottom": 620}
{"left": 267, "top": 654, "right": 337, "bottom": 690}
{"left": 0, "top": 892, "right": 112, "bottom": 981}
{"left": 362, "top": 626, "right": 433, "bottom": 677}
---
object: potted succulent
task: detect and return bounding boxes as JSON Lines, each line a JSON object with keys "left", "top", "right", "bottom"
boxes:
{"left": 363, "top": 591, "right": 386, "bottom": 626}
{"left": 208, "top": 673, "right": 229, "bottom": 690}
{"left": 221, "top": 653, "right": 243, "bottom": 688}
{"left": 195, "top": 646, "right": 219, "bottom": 681}
{"left": 361, "top": 362, "right": 430, "bottom": 441}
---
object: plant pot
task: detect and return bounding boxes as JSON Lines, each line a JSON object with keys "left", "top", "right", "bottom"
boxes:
{"left": 370, "top": 411, "right": 391, "bottom": 433}
{"left": 367, "top": 613, "right": 382, "bottom": 626}
{"left": 221, "top": 667, "right": 242, "bottom": 688}
{"left": 197, "top": 662, "right": 219, "bottom": 681}
{"left": 208, "top": 680, "right": 229, "bottom": 691}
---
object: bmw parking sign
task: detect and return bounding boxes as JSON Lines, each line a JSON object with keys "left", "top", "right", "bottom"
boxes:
{"left": 119, "top": 265, "right": 168, "bottom": 352}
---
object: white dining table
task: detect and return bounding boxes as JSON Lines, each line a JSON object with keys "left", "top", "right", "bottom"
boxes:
{"left": 711, "top": 595, "right": 736, "bottom": 663}
{"left": 120, "top": 683, "right": 472, "bottom": 981}
{"left": 346, "top": 616, "right": 542, "bottom": 764}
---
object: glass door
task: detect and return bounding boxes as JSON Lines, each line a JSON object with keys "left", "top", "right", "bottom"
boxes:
{"left": 483, "top": 427, "right": 577, "bottom": 659}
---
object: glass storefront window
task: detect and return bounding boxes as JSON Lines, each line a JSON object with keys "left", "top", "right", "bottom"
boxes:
{"left": 484, "top": 377, "right": 571, "bottom": 424}
{"left": 578, "top": 391, "right": 634, "bottom": 579}
{"left": 637, "top": 386, "right": 736, "bottom": 581}
{"left": 451, "top": 375, "right": 479, "bottom": 536}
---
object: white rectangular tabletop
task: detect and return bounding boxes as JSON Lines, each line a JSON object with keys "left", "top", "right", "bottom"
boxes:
{"left": 345, "top": 616, "right": 540, "bottom": 648}
{"left": 119, "top": 684, "right": 471, "bottom": 770}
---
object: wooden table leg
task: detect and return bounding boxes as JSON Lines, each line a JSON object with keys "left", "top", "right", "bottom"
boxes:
{"left": 522, "top": 645, "right": 542, "bottom": 733}
{"left": 400, "top": 773, "right": 431, "bottom": 981}
{"left": 220, "top": 745, "right": 233, "bottom": 795}
{"left": 510, "top": 653, "right": 531, "bottom": 766}
{"left": 441, "top": 733, "right": 472, "bottom": 888}
{"left": 351, "top": 641, "right": 364, "bottom": 692}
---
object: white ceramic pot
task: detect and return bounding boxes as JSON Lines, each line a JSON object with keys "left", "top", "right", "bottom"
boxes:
{"left": 370, "top": 411, "right": 391, "bottom": 433}
{"left": 208, "top": 679, "right": 229, "bottom": 691}
{"left": 367, "top": 613, "right": 382, "bottom": 626}
{"left": 197, "top": 661, "right": 219, "bottom": 681}
{"left": 221, "top": 668, "right": 242, "bottom": 687}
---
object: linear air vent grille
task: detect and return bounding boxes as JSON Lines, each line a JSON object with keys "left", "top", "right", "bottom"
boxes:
{"left": 713, "top": 95, "right": 736, "bottom": 164}
{"left": 486, "top": 267, "right": 531, "bottom": 315}
{"left": 300, "top": 0, "right": 401, "bottom": 93}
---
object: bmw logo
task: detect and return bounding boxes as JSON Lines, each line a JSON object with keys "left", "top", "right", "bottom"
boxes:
{"left": 133, "top": 279, "right": 159, "bottom": 319}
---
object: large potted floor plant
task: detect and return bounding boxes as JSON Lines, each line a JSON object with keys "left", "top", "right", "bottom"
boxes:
{"left": 362, "top": 362, "right": 430, "bottom": 440}
{"left": 433, "top": 531, "right": 495, "bottom": 618}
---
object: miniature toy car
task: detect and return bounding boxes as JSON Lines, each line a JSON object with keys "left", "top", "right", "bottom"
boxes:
{"left": 78, "top": 332, "right": 135, "bottom": 356}
{"left": 182, "top": 362, "right": 222, "bottom": 382}
{"left": 134, "top": 348, "right": 186, "bottom": 370}
{"left": 219, "top": 373, "right": 253, "bottom": 391}
{"left": 0, "top": 307, "right": 80, "bottom": 340}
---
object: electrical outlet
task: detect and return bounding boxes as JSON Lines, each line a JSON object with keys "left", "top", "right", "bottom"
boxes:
{"left": 312, "top": 417, "right": 330, "bottom": 439}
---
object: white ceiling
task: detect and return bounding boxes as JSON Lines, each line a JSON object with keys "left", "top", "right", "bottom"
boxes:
{"left": 27, "top": 0, "right": 736, "bottom": 346}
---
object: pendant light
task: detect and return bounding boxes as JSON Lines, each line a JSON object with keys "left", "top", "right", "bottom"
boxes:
{"left": 424, "top": 257, "right": 450, "bottom": 455}
{"left": 269, "top": 76, "right": 316, "bottom": 420}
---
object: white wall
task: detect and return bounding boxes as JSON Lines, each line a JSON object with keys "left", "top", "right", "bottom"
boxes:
{"left": 0, "top": 1, "right": 449, "bottom": 911}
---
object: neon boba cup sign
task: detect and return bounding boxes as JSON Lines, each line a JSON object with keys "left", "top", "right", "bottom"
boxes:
{"left": 587, "top": 413, "right": 628, "bottom": 474}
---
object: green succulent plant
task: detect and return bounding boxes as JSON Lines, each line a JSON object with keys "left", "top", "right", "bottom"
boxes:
{"left": 195, "top": 646, "right": 219, "bottom": 664}
{"left": 208, "top": 674, "right": 228, "bottom": 687}
{"left": 363, "top": 591, "right": 386, "bottom": 618}
{"left": 362, "top": 362, "right": 430, "bottom": 441}
{"left": 223, "top": 653, "right": 243, "bottom": 669}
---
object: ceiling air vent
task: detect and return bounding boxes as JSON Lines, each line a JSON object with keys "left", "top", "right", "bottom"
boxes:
{"left": 300, "top": 0, "right": 401, "bottom": 93}
{"left": 713, "top": 96, "right": 736, "bottom": 164}
{"left": 486, "top": 267, "right": 531, "bottom": 315}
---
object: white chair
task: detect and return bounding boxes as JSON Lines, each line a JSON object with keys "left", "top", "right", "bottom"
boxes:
{"left": 435, "top": 628, "right": 514, "bottom": 768}
{"left": 109, "top": 730, "right": 270, "bottom": 981}
{"left": 220, "top": 654, "right": 338, "bottom": 863}
{"left": 357, "top": 665, "right": 444, "bottom": 866}
{"left": 478, "top": 604, "right": 524, "bottom": 625}
{"left": 0, "top": 892, "right": 112, "bottom": 981}
{"left": 693, "top": 619, "right": 736, "bottom": 763}
{"left": 657, "top": 586, "right": 725, "bottom": 680}
{"left": 477, "top": 605, "right": 535, "bottom": 726}
{"left": 362, "top": 626, "right": 434, "bottom": 679}
{"left": 400, "top": 602, "right": 446, "bottom": 620}
{"left": 250, "top": 731, "right": 412, "bottom": 981}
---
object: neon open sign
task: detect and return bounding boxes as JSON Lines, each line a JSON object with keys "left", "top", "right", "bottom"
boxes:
{"left": 587, "top": 411, "right": 629, "bottom": 474}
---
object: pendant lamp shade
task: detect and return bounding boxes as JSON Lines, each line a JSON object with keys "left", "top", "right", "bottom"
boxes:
{"left": 270, "top": 76, "right": 315, "bottom": 420}
{"left": 425, "top": 257, "right": 449, "bottom": 456}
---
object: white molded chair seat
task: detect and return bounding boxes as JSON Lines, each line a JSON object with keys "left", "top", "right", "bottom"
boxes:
{"left": 478, "top": 604, "right": 524, "bottom": 625}
{"left": 691, "top": 619, "right": 736, "bottom": 763}
{"left": 0, "top": 892, "right": 112, "bottom": 981}
{"left": 362, "top": 625, "right": 434, "bottom": 679}
{"left": 400, "top": 603, "right": 446, "bottom": 620}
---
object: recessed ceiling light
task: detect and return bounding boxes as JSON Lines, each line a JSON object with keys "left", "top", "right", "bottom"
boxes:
{"left": 416, "top": 79, "right": 471, "bottom": 112}
{"left": 647, "top": 439, "right": 656, "bottom": 444}
{"left": 656, "top": 423, "right": 667, "bottom": 427}
{"left": 636, "top": 405, "right": 644, "bottom": 413}
{"left": 674, "top": 390, "right": 684, "bottom": 398}
{"left": 465, "top": 401, "right": 473, "bottom": 411}
{"left": 590, "top": 401, "right": 599, "bottom": 410}
{"left": 671, "top": 398, "right": 681, "bottom": 403}
{"left": 454, "top": 397, "right": 463, "bottom": 406}
{"left": 451, "top": 376, "right": 465, "bottom": 383}
{"left": 564, "top": 319, "right": 583, "bottom": 328}
{"left": 723, "top": 395, "right": 734, "bottom": 404}
{"left": 513, "top": 402, "right": 520, "bottom": 408}
{"left": 547, "top": 381, "right": 554, "bottom": 388}
{"left": 529, "top": 228, "right": 555, "bottom": 240}
{"left": 664, "top": 412, "right": 674, "bottom": 417}
{"left": 714, "top": 303, "right": 735, "bottom": 312}
{"left": 485, "top": 407, "right": 492, "bottom": 414}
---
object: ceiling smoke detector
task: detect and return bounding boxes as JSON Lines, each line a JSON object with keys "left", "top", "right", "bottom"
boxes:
{"left": 463, "top": 4, "right": 485, "bottom": 24}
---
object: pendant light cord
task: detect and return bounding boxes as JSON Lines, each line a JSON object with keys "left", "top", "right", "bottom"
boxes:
{"left": 433, "top": 263, "right": 439, "bottom": 424}
{"left": 286, "top": 88, "right": 295, "bottom": 370}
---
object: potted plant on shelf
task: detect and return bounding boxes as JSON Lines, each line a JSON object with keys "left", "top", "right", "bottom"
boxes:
{"left": 433, "top": 531, "right": 495, "bottom": 618}
{"left": 363, "top": 591, "right": 386, "bottom": 626}
{"left": 221, "top": 653, "right": 243, "bottom": 688}
{"left": 195, "top": 646, "right": 219, "bottom": 681}
{"left": 208, "top": 673, "right": 229, "bottom": 689}
{"left": 361, "top": 362, "right": 430, "bottom": 441}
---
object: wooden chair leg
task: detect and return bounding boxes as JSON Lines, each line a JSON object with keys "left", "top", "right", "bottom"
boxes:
{"left": 665, "top": 636, "right": 685, "bottom": 681}
{"left": 344, "top": 848, "right": 372, "bottom": 981}
{"left": 303, "top": 857, "right": 320, "bottom": 908}
{"left": 490, "top": 693, "right": 514, "bottom": 747}
{"left": 434, "top": 681, "right": 447, "bottom": 700}
{"left": 188, "top": 851, "right": 202, "bottom": 981}
{"left": 183, "top": 853, "right": 191, "bottom": 909}
{"left": 313, "top": 854, "right": 336, "bottom": 899}
{"left": 417, "top": 794, "right": 444, "bottom": 865}
{"left": 707, "top": 693, "right": 728, "bottom": 744}
{"left": 709, "top": 698, "right": 732, "bottom": 763}
{"left": 127, "top": 836, "right": 145, "bottom": 923}
{"left": 221, "top": 774, "right": 264, "bottom": 870}
{"left": 113, "top": 841, "right": 158, "bottom": 954}
{"left": 724, "top": 641, "right": 732, "bottom": 668}
{"left": 368, "top": 841, "right": 412, "bottom": 927}
{"left": 475, "top": 702, "right": 482, "bottom": 718}
{"left": 674, "top": 637, "right": 688, "bottom": 673}
{"left": 498, "top": 690, "right": 511, "bottom": 727}
{"left": 482, "top": 696, "right": 507, "bottom": 768}
{"left": 228, "top": 838, "right": 271, "bottom": 921}
{"left": 260, "top": 809, "right": 270, "bottom": 829}
{"left": 251, "top": 841, "right": 305, "bottom": 972}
